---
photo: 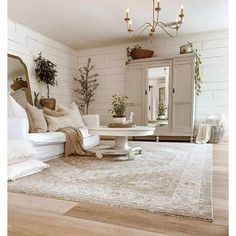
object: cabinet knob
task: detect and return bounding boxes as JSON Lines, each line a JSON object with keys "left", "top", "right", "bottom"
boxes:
{"left": 173, "top": 88, "right": 175, "bottom": 93}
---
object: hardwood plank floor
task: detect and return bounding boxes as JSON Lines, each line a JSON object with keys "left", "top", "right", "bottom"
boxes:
{"left": 8, "top": 142, "right": 228, "bottom": 236}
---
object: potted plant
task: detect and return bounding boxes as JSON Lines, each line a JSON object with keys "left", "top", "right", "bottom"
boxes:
{"left": 110, "top": 95, "right": 128, "bottom": 124}
{"left": 10, "top": 77, "right": 28, "bottom": 91}
{"left": 157, "top": 103, "right": 167, "bottom": 119}
{"left": 34, "top": 52, "right": 58, "bottom": 110}
{"left": 126, "top": 44, "right": 154, "bottom": 65}
{"left": 74, "top": 58, "right": 99, "bottom": 114}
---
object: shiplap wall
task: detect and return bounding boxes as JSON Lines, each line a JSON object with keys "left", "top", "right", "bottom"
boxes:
{"left": 8, "top": 20, "right": 228, "bottom": 135}
{"left": 77, "top": 30, "right": 228, "bottom": 135}
{"left": 8, "top": 19, "right": 78, "bottom": 106}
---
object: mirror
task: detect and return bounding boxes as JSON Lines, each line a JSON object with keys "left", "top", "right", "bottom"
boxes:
{"left": 147, "top": 66, "right": 169, "bottom": 128}
{"left": 8, "top": 54, "right": 33, "bottom": 108}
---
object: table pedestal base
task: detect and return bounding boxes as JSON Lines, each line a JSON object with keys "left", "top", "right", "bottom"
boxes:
{"left": 95, "top": 136, "right": 142, "bottom": 161}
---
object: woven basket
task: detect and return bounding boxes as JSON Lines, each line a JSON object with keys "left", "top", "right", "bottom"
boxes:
{"left": 130, "top": 49, "right": 154, "bottom": 59}
{"left": 40, "top": 98, "right": 56, "bottom": 110}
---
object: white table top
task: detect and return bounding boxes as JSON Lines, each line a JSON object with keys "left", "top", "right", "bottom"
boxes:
{"left": 89, "top": 126, "right": 155, "bottom": 137}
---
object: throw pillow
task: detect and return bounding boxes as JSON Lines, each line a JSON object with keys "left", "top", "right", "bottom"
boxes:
{"left": 44, "top": 115, "right": 75, "bottom": 132}
{"left": 57, "top": 102, "right": 85, "bottom": 128}
{"left": 8, "top": 139, "right": 35, "bottom": 165}
{"left": 8, "top": 159, "right": 49, "bottom": 181}
{"left": 43, "top": 107, "right": 68, "bottom": 117}
{"left": 8, "top": 95, "right": 29, "bottom": 132}
{"left": 25, "top": 103, "right": 48, "bottom": 133}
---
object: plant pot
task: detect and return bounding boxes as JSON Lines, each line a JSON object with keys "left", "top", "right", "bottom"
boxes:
{"left": 10, "top": 81, "right": 28, "bottom": 91}
{"left": 40, "top": 98, "right": 56, "bottom": 110}
{"left": 158, "top": 115, "right": 166, "bottom": 120}
{"left": 130, "top": 49, "right": 154, "bottom": 59}
{"left": 113, "top": 116, "right": 126, "bottom": 124}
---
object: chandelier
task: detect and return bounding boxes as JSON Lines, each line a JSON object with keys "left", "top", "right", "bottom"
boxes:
{"left": 124, "top": 0, "right": 184, "bottom": 37}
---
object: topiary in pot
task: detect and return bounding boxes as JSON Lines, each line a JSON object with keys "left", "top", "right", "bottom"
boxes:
{"left": 34, "top": 52, "right": 58, "bottom": 110}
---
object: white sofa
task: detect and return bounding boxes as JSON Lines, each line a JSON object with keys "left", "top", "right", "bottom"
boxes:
{"left": 8, "top": 96, "right": 100, "bottom": 161}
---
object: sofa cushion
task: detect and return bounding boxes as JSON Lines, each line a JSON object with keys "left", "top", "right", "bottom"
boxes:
{"left": 28, "top": 127, "right": 90, "bottom": 146}
{"left": 57, "top": 102, "right": 85, "bottom": 128}
{"left": 25, "top": 103, "right": 48, "bottom": 133}
{"left": 44, "top": 115, "right": 75, "bottom": 132}
{"left": 28, "top": 132, "right": 66, "bottom": 146}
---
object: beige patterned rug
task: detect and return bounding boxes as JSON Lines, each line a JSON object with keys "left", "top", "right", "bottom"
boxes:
{"left": 8, "top": 141, "right": 213, "bottom": 221}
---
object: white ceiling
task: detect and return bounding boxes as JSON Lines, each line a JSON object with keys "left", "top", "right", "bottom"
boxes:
{"left": 8, "top": 0, "right": 228, "bottom": 50}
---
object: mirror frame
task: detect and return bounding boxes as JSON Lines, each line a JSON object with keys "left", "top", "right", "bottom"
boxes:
{"left": 8, "top": 53, "right": 33, "bottom": 105}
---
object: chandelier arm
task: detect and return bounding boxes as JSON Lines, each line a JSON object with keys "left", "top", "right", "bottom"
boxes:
{"left": 157, "top": 22, "right": 177, "bottom": 30}
{"left": 139, "top": 24, "right": 152, "bottom": 35}
{"left": 134, "top": 22, "right": 152, "bottom": 32}
{"left": 158, "top": 24, "right": 177, "bottom": 38}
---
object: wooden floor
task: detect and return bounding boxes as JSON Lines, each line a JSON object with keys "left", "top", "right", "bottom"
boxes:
{"left": 8, "top": 142, "right": 228, "bottom": 236}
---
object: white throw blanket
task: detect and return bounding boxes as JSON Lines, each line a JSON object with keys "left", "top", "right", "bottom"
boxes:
{"left": 195, "top": 124, "right": 212, "bottom": 144}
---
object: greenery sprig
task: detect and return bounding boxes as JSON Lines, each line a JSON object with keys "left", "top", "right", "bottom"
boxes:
{"left": 125, "top": 44, "right": 142, "bottom": 65}
{"left": 187, "top": 42, "right": 202, "bottom": 96}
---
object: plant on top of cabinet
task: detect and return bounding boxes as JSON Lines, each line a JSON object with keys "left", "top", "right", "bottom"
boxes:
{"left": 34, "top": 52, "right": 58, "bottom": 110}
{"left": 74, "top": 58, "right": 99, "bottom": 115}
{"left": 180, "top": 42, "right": 202, "bottom": 96}
{"left": 126, "top": 44, "right": 154, "bottom": 65}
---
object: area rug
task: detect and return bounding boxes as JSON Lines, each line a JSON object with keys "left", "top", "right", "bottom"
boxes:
{"left": 8, "top": 141, "right": 213, "bottom": 221}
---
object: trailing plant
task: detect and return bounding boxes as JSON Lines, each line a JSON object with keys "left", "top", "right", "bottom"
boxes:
{"left": 34, "top": 52, "right": 58, "bottom": 99}
{"left": 125, "top": 44, "right": 142, "bottom": 65}
{"left": 74, "top": 58, "right": 99, "bottom": 115}
{"left": 187, "top": 42, "right": 202, "bottom": 96}
{"left": 110, "top": 95, "right": 128, "bottom": 117}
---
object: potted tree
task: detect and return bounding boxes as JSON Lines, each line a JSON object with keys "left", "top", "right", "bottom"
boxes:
{"left": 34, "top": 52, "right": 58, "bottom": 110}
{"left": 74, "top": 58, "right": 99, "bottom": 114}
{"left": 110, "top": 95, "right": 128, "bottom": 124}
{"left": 157, "top": 103, "right": 168, "bottom": 119}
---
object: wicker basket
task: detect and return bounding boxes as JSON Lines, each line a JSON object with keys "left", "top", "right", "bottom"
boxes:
{"left": 130, "top": 49, "right": 154, "bottom": 59}
{"left": 10, "top": 81, "right": 28, "bottom": 91}
{"left": 40, "top": 98, "right": 56, "bottom": 110}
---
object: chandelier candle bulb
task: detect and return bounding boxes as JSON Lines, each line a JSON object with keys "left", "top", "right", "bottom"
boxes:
{"left": 157, "top": 0, "right": 160, "bottom": 8}
{"left": 181, "top": 4, "right": 184, "bottom": 15}
{"left": 126, "top": 8, "right": 129, "bottom": 18}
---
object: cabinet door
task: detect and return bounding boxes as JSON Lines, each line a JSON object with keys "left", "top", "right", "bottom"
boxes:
{"left": 127, "top": 67, "right": 145, "bottom": 125}
{"left": 172, "top": 57, "right": 195, "bottom": 135}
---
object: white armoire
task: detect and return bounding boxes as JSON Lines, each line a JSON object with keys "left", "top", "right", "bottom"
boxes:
{"left": 126, "top": 53, "right": 195, "bottom": 141}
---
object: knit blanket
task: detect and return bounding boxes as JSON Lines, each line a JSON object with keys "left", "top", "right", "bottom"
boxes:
{"left": 58, "top": 127, "right": 94, "bottom": 157}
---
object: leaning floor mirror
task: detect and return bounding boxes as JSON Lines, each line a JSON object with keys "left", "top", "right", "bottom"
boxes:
{"left": 8, "top": 54, "right": 33, "bottom": 108}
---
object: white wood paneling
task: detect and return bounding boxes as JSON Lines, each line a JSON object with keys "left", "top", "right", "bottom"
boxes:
{"left": 8, "top": 19, "right": 78, "bottom": 107}
{"left": 77, "top": 29, "right": 228, "bottom": 137}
